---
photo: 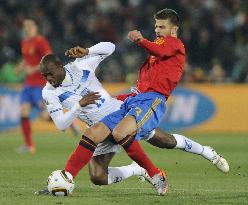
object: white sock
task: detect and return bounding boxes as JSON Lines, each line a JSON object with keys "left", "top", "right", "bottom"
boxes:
{"left": 201, "top": 146, "right": 214, "bottom": 161}
{"left": 108, "top": 163, "right": 141, "bottom": 185}
{"left": 173, "top": 134, "right": 214, "bottom": 161}
{"left": 173, "top": 133, "right": 204, "bottom": 154}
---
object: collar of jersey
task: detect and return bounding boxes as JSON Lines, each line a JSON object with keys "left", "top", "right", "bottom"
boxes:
{"left": 60, "top": 68, "right": 73, "bottom": 87}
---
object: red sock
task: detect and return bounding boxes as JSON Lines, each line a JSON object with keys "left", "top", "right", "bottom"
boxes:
{"left": 21, "top": 117, "right": 33, "bottom": 148}
{"left": 119, "top": 136, "right": 159, "bottom": 177}
{"left": 65, "top": 135, "right": 96, "bottom": 178}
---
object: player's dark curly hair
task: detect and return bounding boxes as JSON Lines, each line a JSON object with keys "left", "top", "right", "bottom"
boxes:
{"left": 154, "top": 9, "right": 180, "bottom": 26}
{"left": 40, "top": 54, "right": 61, "bottom": 67}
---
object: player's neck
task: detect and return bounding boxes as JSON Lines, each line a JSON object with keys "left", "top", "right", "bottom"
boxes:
{"left": 25, "top": 33, "right": 38, "bottom": 40}
{"left": 170, "top": 33, "right": 177, "bottom": 38}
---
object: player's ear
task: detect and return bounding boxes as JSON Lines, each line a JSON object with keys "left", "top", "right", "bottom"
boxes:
{"left": 171, "top": 26, "right": 178, "bottom": 36}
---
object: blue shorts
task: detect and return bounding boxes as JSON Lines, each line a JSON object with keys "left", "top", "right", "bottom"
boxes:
{"left": 100, "top": 92, "right": 166, "bottom": 140}
{"left": 20, "top": 85, "right": 43, "bottom": 110}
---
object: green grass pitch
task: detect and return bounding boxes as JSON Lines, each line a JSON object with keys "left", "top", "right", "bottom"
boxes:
{"left": 0, "top": 131, "right": 247, "bottom": 205}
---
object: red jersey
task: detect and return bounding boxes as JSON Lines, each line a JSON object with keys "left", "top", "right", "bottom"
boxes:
{"left": 136, "top": 36, "right": 185, "bottom": 98}
{"left": 21, "top": 35, "right": 52, "bottom": 87}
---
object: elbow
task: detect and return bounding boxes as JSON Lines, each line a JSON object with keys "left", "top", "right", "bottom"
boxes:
{"left": 110, "top": 43, "right": 115, "bottom": 54}
{"left": 105, "top": 42, "right": 116, "bottom": 55}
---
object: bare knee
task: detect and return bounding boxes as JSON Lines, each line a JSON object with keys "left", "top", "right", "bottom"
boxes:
{"left": 112, "top": 128, "right": 126, "bottom": 142}
{"left": 20, "top": 103, "right": 31, "bottom": 117}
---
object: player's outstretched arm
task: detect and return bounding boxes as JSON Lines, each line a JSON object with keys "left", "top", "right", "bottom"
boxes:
{"left": 65, "top": 42, "right": 115, "bottom": 59}
{"left": 87, "top": 42, "right": 115, "bottom": 56}
{"left": 128, "top": 30, "right": 178, "bottom": 57}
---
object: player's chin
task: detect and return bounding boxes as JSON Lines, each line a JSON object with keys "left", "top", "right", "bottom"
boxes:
{"left": 50, "top": 81, "right": 59, "bottom": 87}
{"left": 53, "top": 83, "right": 60, "bottom": 88}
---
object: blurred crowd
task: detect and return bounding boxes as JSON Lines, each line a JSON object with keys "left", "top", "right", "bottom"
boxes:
{"left": 0, "top": 0, "right": 248, "bottom": 84}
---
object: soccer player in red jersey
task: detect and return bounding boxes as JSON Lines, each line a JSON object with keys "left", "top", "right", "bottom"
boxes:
{"left": 62, "top": 8, "right": 185, "bottom": 196}
{"left": 16, "top": 18, "right": 52, "bottom": 153}
{"left": 37, "top": 9, "right": 228, "bottom": 195}
{"left": 17, "top": 19, "right": 80, "bottom": 153}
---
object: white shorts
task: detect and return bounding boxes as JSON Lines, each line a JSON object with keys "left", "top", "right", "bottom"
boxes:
{"left": 92, "top": 129, "right": 156, "bottom": 156}
{"left": 93, "top": 140, "right": 120, "bottom": 156}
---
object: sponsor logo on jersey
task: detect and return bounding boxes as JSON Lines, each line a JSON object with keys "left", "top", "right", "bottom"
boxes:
{"left": 135, "top": 107, "right": 142, "bottom": 116}
{"left": 154, "top": 38, "right": 165, "bottom": 45}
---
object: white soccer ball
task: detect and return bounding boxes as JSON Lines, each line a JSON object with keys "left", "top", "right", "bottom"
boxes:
{"left": 47, "top": 170, "right": 75, "bottom": 196}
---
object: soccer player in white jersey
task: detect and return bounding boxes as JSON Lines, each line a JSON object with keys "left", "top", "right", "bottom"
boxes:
{"left": 37, "top": 42, "right": 229, "bottom": 194}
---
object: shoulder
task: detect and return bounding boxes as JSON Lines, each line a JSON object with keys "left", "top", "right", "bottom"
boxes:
{"left": 35, "top": 35, "right": 48, "bottom": 43}
{"left": 64, "top": 61, "right": 81, "bottom": 74}
{"left": 42, "top": 83, "right": 55, "bottom": 97}
{"left": 164, "top": 36, "right": 184, "bottom": 48}
{"left": 69, "top": 59, "right": 92, "bottom": 73}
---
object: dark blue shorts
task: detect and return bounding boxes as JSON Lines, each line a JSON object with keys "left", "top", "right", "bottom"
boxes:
{"left": 20, "top": 85, "right": 43, "bottom": 110}
{"left": 100, "top": 92, "right": 166, "bottom": 140}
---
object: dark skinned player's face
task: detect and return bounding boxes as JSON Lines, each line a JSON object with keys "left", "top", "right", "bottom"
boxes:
{"left": 40, "top": 62, "right": 65, "bottom": 87}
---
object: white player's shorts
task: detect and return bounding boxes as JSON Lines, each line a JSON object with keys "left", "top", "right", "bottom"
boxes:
{"left": 93, "top": 140, "right": 120, "bottom": 156}
{"left": 92, "top": 129, "right": 156, "bottom": 156}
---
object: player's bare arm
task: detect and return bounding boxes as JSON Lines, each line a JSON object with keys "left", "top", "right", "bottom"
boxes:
{"left": 65, "top": 46, "right": 89, "bottom": 58}
{"left": 79, "top": 92, "right": 101, "bottom": 107}
{"left": 128, "top": 30, "right": 144, "bottom": 43}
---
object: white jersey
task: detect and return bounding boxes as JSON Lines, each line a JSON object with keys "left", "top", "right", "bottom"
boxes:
{"left": 42, "top": 42, "right": 122, "bottom": 130}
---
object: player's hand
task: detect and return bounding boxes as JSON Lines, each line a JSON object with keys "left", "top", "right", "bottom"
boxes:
{"left": 128, "top": 30, "right": 144, "bottom": 43}
{"left": 79, "top": 92, "right": 101, "bottom": 107}
{"left": 65, "top": 46, "right": 89, "bottom": 58}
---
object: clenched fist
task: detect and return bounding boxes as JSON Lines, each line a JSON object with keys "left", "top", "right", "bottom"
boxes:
{"left": 128, "top": 30, "right": 144, "bottom": 43}
{"left": 65, "top": 46, "right": 89, "bottom": 58}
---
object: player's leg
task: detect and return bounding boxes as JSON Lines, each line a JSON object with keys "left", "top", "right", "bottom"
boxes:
{"left": 64, "top": 122, "right": 111, "bottom": 178}
{"left": 109, "top": 115, "right": 159, "bottom": 178}
{"left": 70, "top": 121, "right": 81, "bottom": 136}
{"left": 110, "top": 94, "right": 168, "bottom": 195}
{"left": 18, "top": 86, "right": 35, "bottom": 153}
{"left": 88, "top": 152, "right": 115, "bottom": 185}
{"left": 89, "top": 140, "right": 148, "bottom": 185}
{"left": 147, "top": 128, "right": 229, "bottom": 172}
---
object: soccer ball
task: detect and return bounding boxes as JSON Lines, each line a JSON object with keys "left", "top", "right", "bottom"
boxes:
{"left": 47, "top": 170, "right": 75, "bottom": 196}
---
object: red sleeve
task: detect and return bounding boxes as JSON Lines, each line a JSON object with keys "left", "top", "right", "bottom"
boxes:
{"left": 115, "top": 93, "right": 136, "bottom": 101}
{"left": 37, "top": 36, "right": 53, "bottom": 56}
{"left": 138, "top": 37, "right": 179, "bottom": 57}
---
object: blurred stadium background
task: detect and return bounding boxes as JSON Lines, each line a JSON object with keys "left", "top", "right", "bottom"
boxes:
{"left": 0, "top": 0, "right": 248, "bottom": 205}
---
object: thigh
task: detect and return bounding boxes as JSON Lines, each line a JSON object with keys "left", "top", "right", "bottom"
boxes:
{"left": 127, "top": 96, "right": 166, "bottom": 140}
{"left": 20, "top": 102, "right": 31, "bottom": 117}
{"left": 112, "top": 115, "right": 138, "bottom": 141}
{"left": 100, "top": 106, "right": 126, "bottom": 131}
{"left": 84, "top": 122, "right": 111, "bottom": 144}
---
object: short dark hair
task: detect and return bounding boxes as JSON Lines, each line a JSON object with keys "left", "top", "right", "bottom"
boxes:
{"left": 40, "top": 54, "right": 61, "bottom": 68}
{"left": 154, "top": 9, "right": 180, "bottom": 26}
